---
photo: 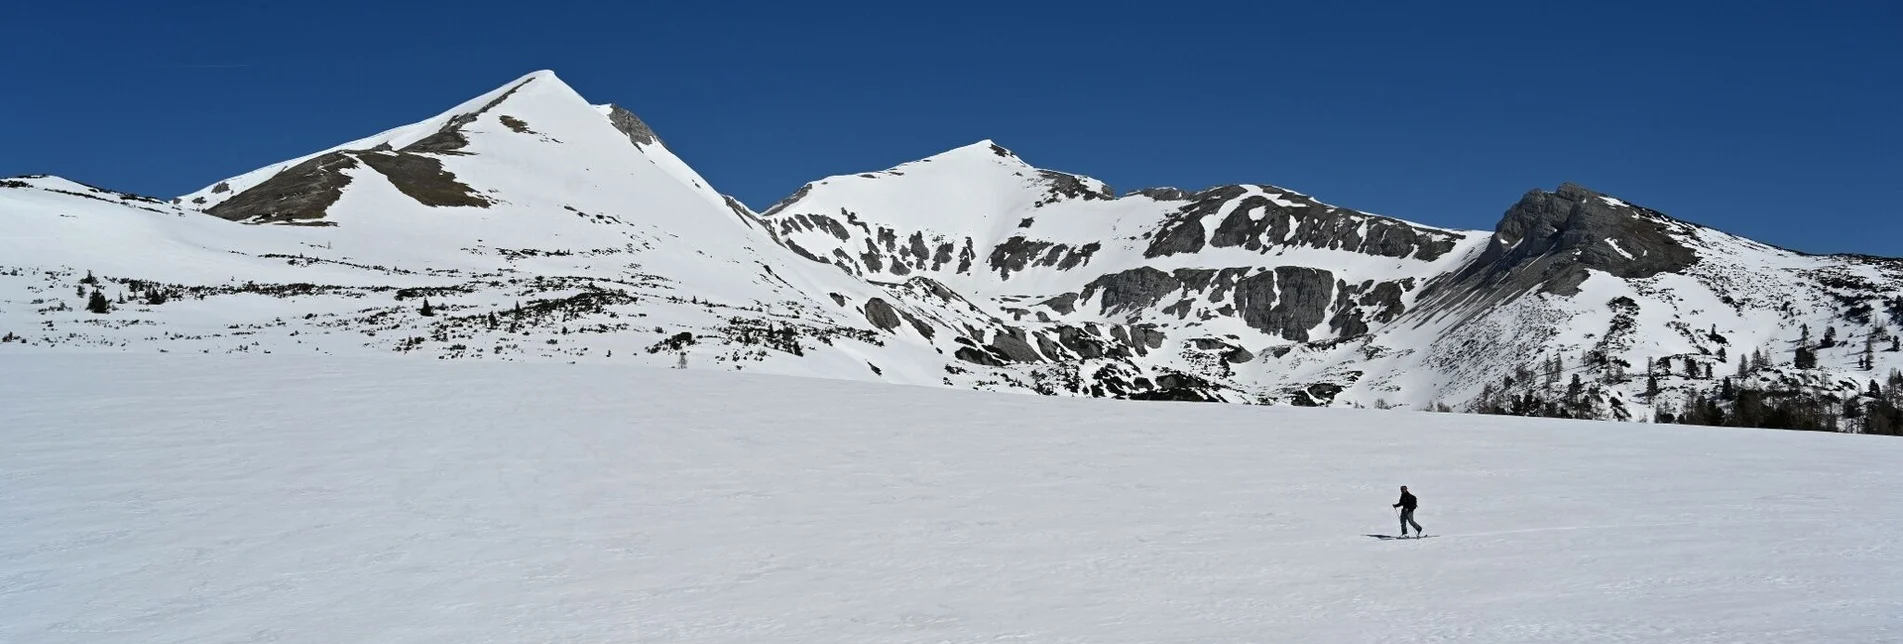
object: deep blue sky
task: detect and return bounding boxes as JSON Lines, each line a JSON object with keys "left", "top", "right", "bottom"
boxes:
{"left": 4, "top": 1, "right": 1898, "bottom": 254}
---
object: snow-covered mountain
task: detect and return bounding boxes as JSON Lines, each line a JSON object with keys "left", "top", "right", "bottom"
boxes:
{"left": 4, "top": 70, "right": 1900, "bottom": 429}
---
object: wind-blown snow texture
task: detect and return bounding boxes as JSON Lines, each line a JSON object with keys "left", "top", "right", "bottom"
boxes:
{"left": 2, "top": 355, "right": 1900, "bottom": 642}
{"left": 4, "top": 69, "right": 1902, "bottom": 423}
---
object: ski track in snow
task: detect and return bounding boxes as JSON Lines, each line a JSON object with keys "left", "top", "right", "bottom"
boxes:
{"left": 2, "top": 355, "right": 1900, "bottom": 643}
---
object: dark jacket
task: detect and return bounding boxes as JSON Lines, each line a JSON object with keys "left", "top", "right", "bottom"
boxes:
{"left": 1394, "top": 491, "right": 1417, "bottom": 510}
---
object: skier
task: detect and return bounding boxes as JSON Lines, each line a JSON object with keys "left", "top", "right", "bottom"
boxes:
{"left": 1392, "top": 485, "right": 1423, "bottom": 538}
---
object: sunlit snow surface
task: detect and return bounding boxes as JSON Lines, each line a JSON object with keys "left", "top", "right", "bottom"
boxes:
{"left": 3, "top": 355, "right": 1899, "bottom": 642}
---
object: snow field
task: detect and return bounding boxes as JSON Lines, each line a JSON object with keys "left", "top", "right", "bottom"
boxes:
{"left": 2, "top": 355, "right": 1899, "bottom": 642}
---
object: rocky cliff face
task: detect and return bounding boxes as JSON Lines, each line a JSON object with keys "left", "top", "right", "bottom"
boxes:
{"left": 1421, "top": 182, "right": 1700, "bottom": 318}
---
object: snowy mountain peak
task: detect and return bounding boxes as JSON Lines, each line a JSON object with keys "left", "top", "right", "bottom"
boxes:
{"left": 925, "top": 139, "right": 1020, "bottom": 162}
{"left": 169, "top": 70, "right": 720, "bottom": 226}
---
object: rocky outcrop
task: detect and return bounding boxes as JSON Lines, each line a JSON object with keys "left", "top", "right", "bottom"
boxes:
{"left": 1234, "top": 267, "right": 1336, "bottom": 342}
{"left": 863, "top": 298, "right": 902, "bottom": 332}
{"left": 205, "top": 79, "right": 544, "bottom": 222}
{"left": 355, "top": 152, "right": 491, "bottom": 208}
{"left": 1147, "top": 184, "right": 1459, "bottom": 261}
{"left": 206, "top": 153, "right": 359, "bottom": 223}
{"left": 989, "top": 237, "right": 1099, "bottom": 279}
{"left": 1082, "top": 267, "right": 1183, "bottom": 316}
{"left": 1425, "top": 183, "right": 1699, "bottom": 311}
{"left": 759, "top": 184, "right": 813, "bottom": 217}
{"left": 1328, "top": 278, "right": 1412, "bottom": 338}
{"left": 604, "top": 104, "right": 663, "bottom": 148}
{"left": 1035, "top": 170, "right": 1112, "bottom": 204}
{"left": 1127, "top": 187, "right": 1192, "bottom": 201}
{"left": 988, "top": 328, "right": 1043, "bottom": 362}
{"left": 406, "top": 77, "right": 536, "bottom": 156}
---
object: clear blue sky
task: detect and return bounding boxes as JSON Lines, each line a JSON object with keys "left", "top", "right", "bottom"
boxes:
{"left": 4, "top": 1, "right": 1898, "bottom": 255}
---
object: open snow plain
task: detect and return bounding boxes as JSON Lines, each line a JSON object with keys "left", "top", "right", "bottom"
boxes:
{"left": 3, "top": 354, "right": 1899, "bottom": 643}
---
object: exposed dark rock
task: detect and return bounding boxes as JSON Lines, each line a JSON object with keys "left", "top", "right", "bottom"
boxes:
{"left": 1362, "top": 280, "right": 1409, "bottom": 323}
{"left": 355, "top": 152, "right": 492, "bottom": 208}
{"left": 898, "top": 309, "right": 935, "bottom": 339}
{"left": 1035, "top": 334, "right": 1065, "bottom": 360}
{"left": 498, "top": 115, "right": 533, "bottom": 133}
{"left": 955, "top": 346, "right": 1004, "bottom": 366}
{"left": 1038, "top": 245, "right": 1066, "bottom": 266}
{"left": 988, "top": 328, "right": 1043, "bottom": 362}
{"left": 1189, "top": 337, "right": 1231, "bottom": 351}
{"left": 1036, "top": 170, "right": 1112, "bottom": 203}
{"left": 1329, "top": 279, "right": 1407, "bottom": 339}
{"left": 1163, "top": 299, "right": 1193, "bottom": 318}
{"left": 760, "top": 184, "right": 813, "bottom": 217}
{"left": 1208, "top": 267, "right": 1251, "bottom": 302}
{"left": 206, "top": 79, "right": 545, "bottom": 223}
{"left": 905, "top": 276, "right": 961, "bottom": 303}
{"left": 1208, "top": 193, "right": 1459, "bottom": 261}
{"left": 1081, "top": 267, "right": 1182, "bottom": 315}
{"left": 1234, "top": 267, "right": 1336, "bottom": 341}
{"left": 782, "top": 239, "right": 825, "bottom": 264}
{"left": 1209, "top": 195, "right": 1273, "bottom": 248}
{"left": 1145, "top": 213, "right": 1208, "bottom": 257}
{"left": 1129, "top": 187, "right": 1191, "bottom": 201}
{"left": 1173, "top": 268, "right": 1218, "bottom": 293}
{"left": 863, "top": 298, "right": 902, "bottom": 331}
{"left": 989, "top": 236, "right": 1053, "bottom": 279}
{"left": 1129, "top": 324, "right": 1166, "bottom": 350}
{"left": 210, "top": 182, "right": 230, "bottom": 194}
{"left": 722, "top": 195, "right": 769, "bottom": 233}
{"left": 1269, "top": 267, "right": 1335, "bottom": 342}
{"left": 1055, "top": 326, "right": 1106, "bottom": 359}
{"left": 1424, "top": 183, "right": 1700, "bottom": 312}
{"left": 1330, "top": 283, "right": 1370, "bottom": 338}
{"left": 828, "top": 293, "right": 847, "bottom": 307}
{"left": 1055, "top": 242, "right": 1100, "bottom": 270}
{"left": 1288, "top": 383, "right": 1345, "bottom": 407}
{"left": 604, "top": 103, "right": 663, "bottom": 148}
{"left": 206, "top": 152, "right": 359, "bottom": 223}
{"left": 1039, "top": 293, "right": 1078, "bottom": 315}
{"left": 1144, "top": 186, "right": 1246, "bottom": 258}
{"left": 907, "top": 232, "right": 930, "bottom": 266}
{"left": 407, "top": 78, "right": 535, "bottom": 156}
{"left": 1125, "top": 373, "right": 1222, "bottom": 402}
{"left": 860, "top": 238, "right": 885, "bottom": 273}
{"left": 1143, "top": 183, "right": 1460, "bottom": 262}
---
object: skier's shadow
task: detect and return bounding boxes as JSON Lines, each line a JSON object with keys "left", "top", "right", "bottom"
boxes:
{"left": 1364, "top": 534, "right": 1437, "bottom": 540}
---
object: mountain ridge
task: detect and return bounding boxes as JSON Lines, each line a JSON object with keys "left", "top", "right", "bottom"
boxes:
{"left": 5, "top": 69, "right": 1901, "bottom": 433}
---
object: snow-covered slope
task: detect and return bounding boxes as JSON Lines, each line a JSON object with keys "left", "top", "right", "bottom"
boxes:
{"left": 0, "top": 71, "right": 963, "bottom": 388}
{"left": 4, "top": 354, "right": 1901, "bottom": 643}
{"left": 760, "top": 143, "right": 1903, "bottom": 422}
{"left": 4, "top": 69, "right": 1901, "bottom": 428}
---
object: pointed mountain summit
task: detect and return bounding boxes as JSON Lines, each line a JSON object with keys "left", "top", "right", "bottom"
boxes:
{"left": 179, "top": 70, "right": 730, "bottom": 227}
